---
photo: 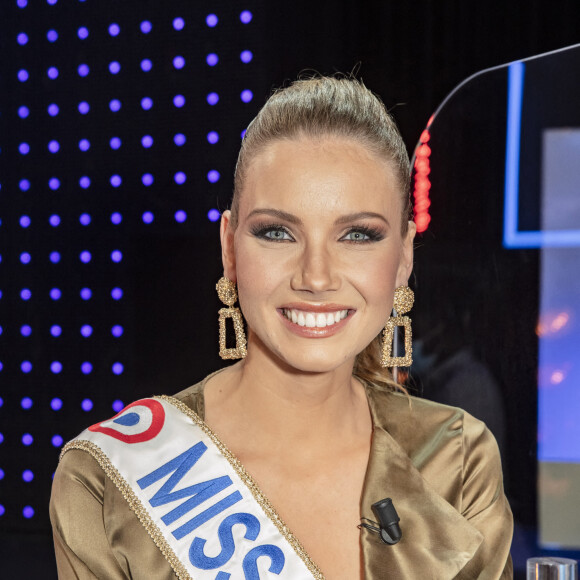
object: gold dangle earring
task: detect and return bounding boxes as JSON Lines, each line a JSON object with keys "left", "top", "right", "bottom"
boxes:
{"left": 216, "top": 277, "right": 247, "bottom": 360}
{"left": 380, "top": 286, "right": 414, "bottom": 368}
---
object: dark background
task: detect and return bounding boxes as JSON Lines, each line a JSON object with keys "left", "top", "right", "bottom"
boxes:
{"left": 1, "top": 0, "right": 579, "bottom": 577}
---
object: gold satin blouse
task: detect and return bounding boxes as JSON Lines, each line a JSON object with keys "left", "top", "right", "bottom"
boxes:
{"left": 50, "top": 374, "right": 513, "bottom": 579}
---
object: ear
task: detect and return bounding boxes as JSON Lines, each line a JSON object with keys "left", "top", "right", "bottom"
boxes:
{"left": 220, "top": 210, "right": 237, "bottom": 281}
{"left": 395, "top": 220, "right": 416, "bottom": 287}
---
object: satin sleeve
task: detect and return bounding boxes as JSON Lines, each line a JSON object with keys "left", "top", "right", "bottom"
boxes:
{"left": 455, "top": 414, "right": 513, "bottom": 579}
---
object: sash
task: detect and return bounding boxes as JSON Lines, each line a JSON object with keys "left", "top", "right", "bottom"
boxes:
{"left": 61, "top": 396, "right": 323, "bottom": 580}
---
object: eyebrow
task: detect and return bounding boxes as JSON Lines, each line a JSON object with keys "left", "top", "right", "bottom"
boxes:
{"left": 246, "top": 208, "right": 390, "bottom": 227}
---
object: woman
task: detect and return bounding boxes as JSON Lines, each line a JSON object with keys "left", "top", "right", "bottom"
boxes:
{"left": 50, "top": 76, "right": 513, "bottom": 579}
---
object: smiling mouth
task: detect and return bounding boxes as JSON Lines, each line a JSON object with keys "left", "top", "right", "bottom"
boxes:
{"left": 282, "top": 308, "right": 350, "bottom": 328}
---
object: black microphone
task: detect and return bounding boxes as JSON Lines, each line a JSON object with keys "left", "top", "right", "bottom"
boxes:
{"left": 360, "top": 498, "right": 402, "bottom": 545}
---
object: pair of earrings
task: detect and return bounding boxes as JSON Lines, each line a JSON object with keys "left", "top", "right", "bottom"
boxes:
{"left": 216, "top": 277, "right": 413, "bottom": 367}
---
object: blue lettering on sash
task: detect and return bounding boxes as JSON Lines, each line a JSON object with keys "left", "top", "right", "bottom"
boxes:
{"left": 243, "top": 544, "right": 285, "bottom": 579}
{"left": 189, "top": 512, "right": 260, "bottom": 569}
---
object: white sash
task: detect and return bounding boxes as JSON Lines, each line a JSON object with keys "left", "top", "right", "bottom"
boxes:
{"left": 61, "top": 396, "right": 322, "bottom": 580}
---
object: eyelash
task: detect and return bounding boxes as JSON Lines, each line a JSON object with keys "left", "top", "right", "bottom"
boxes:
{"left": 250, "top": 223, "right": 384, "bottom": 244}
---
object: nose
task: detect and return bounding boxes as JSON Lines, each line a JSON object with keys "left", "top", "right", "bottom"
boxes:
{"left": 290, "top": 241, "right": 341, "bottom": 294}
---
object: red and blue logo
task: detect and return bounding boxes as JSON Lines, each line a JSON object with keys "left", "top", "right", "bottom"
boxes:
{"left": 89, "top": 398, "right": 165, "bottom": 443}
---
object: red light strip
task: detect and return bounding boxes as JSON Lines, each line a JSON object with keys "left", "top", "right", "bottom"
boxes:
{"left": 412, "top": 126, "right": 432, "bottom": 233}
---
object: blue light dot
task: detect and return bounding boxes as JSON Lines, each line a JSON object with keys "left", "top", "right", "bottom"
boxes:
{"left": 206, "top": 14, "right": 218, "bottom": 27}
{"left": 21, "top": 361, "right": 32, "bottom": 373}
{"left": 241, "top": 90, "right": 253, "bottom": 103}
{"left": 49, "top": 251, "right": 61, "bottom": 264}
{"left": 109, "top": 23, "right": 120, "bottom": 36}
{"left": 81, "top": 362, "right": 92, "bottom": 375}
{"left": 112, "top": 362, "right": 124, "bottom": 375}
{"left": 52, "top": 435, "right": 63, "bottom": 447}
{"left": 17, "top": 0, "right": 27, "bottom": 7}
{"left": 47, "top": 0, "right": 57, "bottom": 5}
{"left": 109, "top": 61, "right": 121, "bottom": 74}
{"left": 51, "top": 361, "right": 62, "bottom": 374}
{"left": 49, "top": 178, "right": 61, "bottom": 191}
{"left": 79, "top": 213, "right": 91, "bottom": 225}
{"left": 0, "top": 469, "right": 4, "bottom": 480}
{"left": 110, "top": 175, "right": 122, "bottom": 187}
{"left": 18, "top": 69, "right": 29, "bottom": 82}
{"left": 141, "top": 59, "right": 152, "bottom": 72}
{"left": 0, "top": 433, "right": 3, "bottom": 444}
{"left": 110, "top": 137, "right": 121, "bottom": 150}
{"left": 49, "top": 214, "right": 61, "bottom": 226}
{"left": 140, "top": 20, "right": 152, "bottom": 34}
{"left": 77, "top": 26, "right": 89, "bottom": 39}
{"left": 81, "top": 398, "right": 93, "bottom": 411}
{"left": 22, "top": 471, "right": 34, "bottom": 483}
{"left": 80, "top": 288, "right": 92, "bottom": 300}
{"left": 78, "top": 101, "right": 90, "bottom": 114}
{"left": 141, "top": 135, "right": 153, "bottom": 148}
{"left": 22, "top": 433, "right": 33, "bottom": 446}
{"left": 48, "top": 140, "right": 60, "bottom": 153}
{"left": 173, "top": 56, "right": 185, "bottom": 69}
{"left": 240, "top": 50, "right": 253, "bottom": 63}
{"left": 0, "top": 505, "right": 4, "bottom": 517}
{"left": 110, "top": 212, "right": 122, "bottom": 225}
{"left": 175, "top": 210, "right": 187, "bottom": 223}
{"left": 112, "top": 325, "right": 124, "bottom": 337}
{"left": 50, "top": 288, "right": 61, "bottom": 300}
{"left": 111, "top": 287, "right": 123, "bottom": 300}
{"left": 206, "top": 92, "right": 219, "bottom": 105}
{"left": 240, "top": 10, "right": 253, "bottom": 23}
{"left": 20, "top": 215, "right": 31, "bottom": 227}
{"left": 21, "top": 325, "right": 32, "bottom": 336}
{"left": 17, "top": 32, "right": 28, "bottom": 45}
{"left": 79, "top": 176, "right": 91, "bottom": 188}
{"left": 142, "top": 211, "right": 154, "bottom": 223}
{"left": 0, "top": 327, "right": 2, "bottom": 336}
{"left": 50, "top": 398, "right": 63, "bottom": 411}
{"left": 47, "top": 67, "right": 58, "bottom": 79}
{"left": 109, "top": 99, "right": 121, "bottom": 112}
{"left": 18, "top": 106, "right": 29, "bottom": 118}
{"left": 173, "top": 95, "right": 185, "bottom": 108}
{"left": 0, "top": 398, "right": 2, "bottom": 407}
{"left": 112, "top": 399, "right": 124, "bottom": 412}
{"left": 173, "top": 17, "right": 185, "bottom": 30}
{"left": 174, "top": 171, "right": 186, "bottom": 184}
{"left": 21, "top": 397, "right": 33, "bottom": 409}
{"left": 174, "top": 133, "right": 186, "bottom": 146}
{"left": 208, "top": 209, "right": 221, "bottom": 222}
{"left": 142, "top": 174, "right": 154, "bottom": 186}
{"left": 80, "top": 325, "right": 92, "bottom": 337}
{"left": 206, "top": 53, "right": 218, "bottom": 66}
{"left": 47, "top": 29, "right": 58, "bottom": 42}
{"left": 78, "top": 64, "right": 89, "bottom": 77}
{"left": 141, "top": 97, "right": 153, "bottom": 110}
{"left": 19, "top": 179, "right": 30, "bottom": 191}
{"left": 207, "top": 170, "right": 220, "bottom": 183}
{"left": 207, "top": 131, "right": 219, "bottom": 144}
{"left": 111, "top": 250, "right": 122, "bottom": 263}
{"left": 23, "top": 506, "right": 34, "bottom": 518}
{"left": 20, "top": 252, "right": 31, "bottom": 264}
{"left": 48, "top": 103, "right": 59, "bottom": 116}
{"left": 80, "top": 251, "right": 91, "bottom": 263}
{"left": 79, "top": 139, "right": 90, "bottom": 151}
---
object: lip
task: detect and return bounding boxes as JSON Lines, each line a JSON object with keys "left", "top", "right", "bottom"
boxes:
{"left": 277, "top": 303, "right": 355, "bottom": 338}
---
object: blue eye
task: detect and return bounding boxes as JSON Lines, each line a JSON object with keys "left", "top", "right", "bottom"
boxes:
{"left": 251, "top": 223, "right": 294, "bottom": 241}
{"left": 343, "top": 231, "right": 370, "bottom": 241}
{"left": 263, "top": 228, "right": 292, "bottom": 241}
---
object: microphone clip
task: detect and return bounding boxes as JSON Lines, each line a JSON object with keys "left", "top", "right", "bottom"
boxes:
{"left": 359, "top": 498, "right": 402, "bottom": 545}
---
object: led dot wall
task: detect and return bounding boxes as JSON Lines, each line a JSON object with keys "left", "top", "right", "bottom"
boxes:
{"left": 0, "top": 1, "right": 264, "bottom": 535}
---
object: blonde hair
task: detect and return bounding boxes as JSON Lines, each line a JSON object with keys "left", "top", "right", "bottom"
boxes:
{"left": 231, "top": 76, "right": 412, "bottom": 392}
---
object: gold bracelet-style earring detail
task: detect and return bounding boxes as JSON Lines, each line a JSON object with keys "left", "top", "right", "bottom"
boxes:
{"left": 216, "top": 277, "right": 247, "bottom": 360}
{"left": 380, "top": 286, "right": 414, "bottom": 368}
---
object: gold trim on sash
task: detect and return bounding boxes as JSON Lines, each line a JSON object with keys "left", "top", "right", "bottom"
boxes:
{"left": 159, "top": 395, "right": 325, "bottom": 580}
{"left": 61, "top": 439, "right": 192, "bottom": 580}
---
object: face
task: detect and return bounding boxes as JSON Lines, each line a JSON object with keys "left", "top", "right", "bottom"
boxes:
{"left": 221, "top": 136, "right": 415, "bottom": 374}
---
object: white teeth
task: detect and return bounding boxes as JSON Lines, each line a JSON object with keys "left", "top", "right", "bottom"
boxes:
{"left": 283, "top": 308, "right": 350, "bottom": 328}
